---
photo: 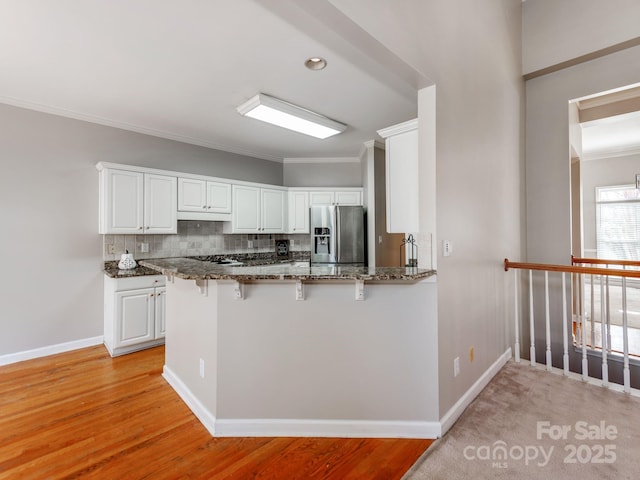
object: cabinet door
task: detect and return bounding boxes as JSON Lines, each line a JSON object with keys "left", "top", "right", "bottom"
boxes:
{"left": 207, "top": 181, "right": 232, "bottom": 213}
{"left": 102, "top": 169, "right": 144, "bottom": 234}
{"left": 335, "top": 190, "right": 362, "bottom": 206}
{"left": 178, "top": 178, "right": 207, "bottom": 212}
{"left": 115, "top": 288, "right": 155, "bottom": 348}
{"left": 288, "top": 191, "right": 310, "bottom": 234}
{"left": 386, "top": 128, "right": 419, "bottom": 233}
{"left": 309, "top": 191, "right": 335, "bottom": 206}
{"left": 261, "top": 188, "right": 286, "bottom": 233}
{"left": 155, "top": 287, "right": 166, "bottom": 339}
{"left": 232, "top": 185, "right": 261, "bottom": 232}
{"left": 144, "top": 174, "right": 177, "bottom": 234}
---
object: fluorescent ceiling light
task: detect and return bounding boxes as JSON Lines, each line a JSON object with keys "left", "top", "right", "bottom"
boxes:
{"left": 237, "top": 93, "right": 347, "bottom": 139}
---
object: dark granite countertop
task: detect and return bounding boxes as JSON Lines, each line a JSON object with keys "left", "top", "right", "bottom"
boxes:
{"left": 136, "top": 257, "right": 435, "bottom": 282}
{"left": 103, "top": 261, "right": 164, "bottom": 278}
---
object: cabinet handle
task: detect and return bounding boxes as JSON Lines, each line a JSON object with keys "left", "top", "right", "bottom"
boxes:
{"left": 149, "top": 293, "right": 154, "bottom": 297}
{"left": 202, "top": 205, "right": 207, "bottom": 209}
{"left": 138, "top": 227, "right": 143, "bottom": 230}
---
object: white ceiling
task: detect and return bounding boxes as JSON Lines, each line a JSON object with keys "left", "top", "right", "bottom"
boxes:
{"left": 0, "top": 0, "right": 426, "bottom": 162}
{"left": 581, "top": 111, "right": 640, "bottom": 160}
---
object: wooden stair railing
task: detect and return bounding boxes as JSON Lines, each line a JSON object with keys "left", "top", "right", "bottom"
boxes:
{"left": 504, "top": 258, "right": 640, "bottom": 394}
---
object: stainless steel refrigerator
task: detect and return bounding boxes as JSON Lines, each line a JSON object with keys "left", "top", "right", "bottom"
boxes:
{"left": 310, "top": 205, "right": 365, "bottom": 265}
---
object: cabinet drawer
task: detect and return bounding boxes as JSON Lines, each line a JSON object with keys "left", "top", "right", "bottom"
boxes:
{"left": 108, "top": 274, "right": 165, "bottom": 291}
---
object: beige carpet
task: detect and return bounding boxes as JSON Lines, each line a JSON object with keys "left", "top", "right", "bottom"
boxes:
{"left": 404, "top": 361, "right": 640, "bottom": 479}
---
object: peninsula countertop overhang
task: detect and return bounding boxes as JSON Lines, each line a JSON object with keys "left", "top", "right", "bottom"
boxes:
{"left": 136, "top": 257, "right": 436, "bottom": 282}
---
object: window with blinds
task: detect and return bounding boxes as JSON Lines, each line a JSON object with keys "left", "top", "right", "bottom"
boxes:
{"left": 596, "top": 184, "right": 640, "bottom": 261}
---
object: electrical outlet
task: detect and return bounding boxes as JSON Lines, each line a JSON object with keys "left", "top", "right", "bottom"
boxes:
{"left": 107, "top": 244, "right": 116, "bottom": 254}
{"left": 248, "top": 240, "right": 253, "bottom": 249}
{"left": 199, "top": 358, "right": 205, "bottom": 378}
{"left": 469, "top": 347, "right": 475, "bottom": 363}
{"left": 443, "top": 240, "right": 452, "bottom": 257}
{"left": 454, "top": 357, "right": 460, "bottom": 377}
{"left": 140, "top": 242, "right": 149, "bottom": 253}
{"left": 378, "top": 235, "right": 383, "bottom": 244}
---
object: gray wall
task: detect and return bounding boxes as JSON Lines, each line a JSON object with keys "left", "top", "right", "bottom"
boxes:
{"left": 581, "top": 153, "right": 640, "bottom": 255}
{"left": 525, "top": 45, "right": 640, "bottom": 376}
{"left": 283, "top": 161, "right": 362, "bottom": 187}
{"left": 522, "top": 0, "right": 640, "bottom": 74}
{"left": 331, "top": 0, "right": 525, "bottom": 417}
{"left": 0, "top": 103, "right": 282, "bottom": 357}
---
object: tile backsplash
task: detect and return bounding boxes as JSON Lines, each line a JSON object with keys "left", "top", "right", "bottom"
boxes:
{"left": 103, "top": 220, "right": 311, "bottom": 261}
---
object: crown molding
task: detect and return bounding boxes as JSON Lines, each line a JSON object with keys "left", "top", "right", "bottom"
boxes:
{"left": 282, "top": 156, "right": 360, "bottom": 164}
{"left": 0, "top": 96, "right": 284, "bottom": 163}
{"left": 582, "top": 144, "right": 640, "bottom": 161}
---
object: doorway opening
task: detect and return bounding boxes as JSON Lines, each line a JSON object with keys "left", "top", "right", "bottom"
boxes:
{"left": 569, "top": 83, "right": 640, "bottom": 357}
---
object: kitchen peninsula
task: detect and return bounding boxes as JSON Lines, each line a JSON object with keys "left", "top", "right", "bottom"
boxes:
{"left": 139, "top": 257, "right": 440, "bottom": 438}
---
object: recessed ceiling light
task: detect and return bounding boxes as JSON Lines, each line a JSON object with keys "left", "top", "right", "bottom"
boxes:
{"left": 305, "top": 57, "right": 327, "bottom": 71}
{"left": 237, "top": 93, "right": 347, "bottom": 139}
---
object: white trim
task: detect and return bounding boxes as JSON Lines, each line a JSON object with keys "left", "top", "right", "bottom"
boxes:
{"left": 282, "top": 157, "right": 360, "bottom": 164}
{"left": 162, "top": 365, "right": 217, "bottom": 436}
{"left": 582, "top": 144, "right": 640, "bottom": 161}
{"left": 214, "top": 418, "right": 440, "bottom": 439}
{"left": 0, "top": 336, "right": 104, "bottom": 366}
{"left": 0, "top": 96, "right": 284, "bottom": 163}
{"left": 162, "top": 367, "right": 439, "bottom": 439}
{"left": 377, "top": 118, "right": 418, "bottom": 138}
{"left": 438, "top": 347, "right": 512, "bottom": 436}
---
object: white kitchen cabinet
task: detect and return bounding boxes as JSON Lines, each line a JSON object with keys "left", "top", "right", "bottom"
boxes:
{"left": 261, "top": 188, "right": 287, "bottom": 232}
{"left": 103, "top": 275, "right": 166, "bottom": 356}
{"left": 178, "top": 178, "right": 231, "bottom": 214}
{"left": 225, "top": 185, "right": 287, "bottom": 233}
{"left": 309, "top": 189, "right": 363, "bottom": 206}
{"left": 334, "top": 190, "right": 362, "bottom": 206}
{"left": 377, "top": 119, "right": 419, "bottom": 233}
{"left": 98, "top": 167, "right": 177, "bottom": 234}
{"left": 288, "top": 190, "right": 310, "bottom": 233}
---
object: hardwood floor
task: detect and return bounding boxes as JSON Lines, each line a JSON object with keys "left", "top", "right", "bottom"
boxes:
{"left": 0, "top": 345, "right": 433, "bottom": 479}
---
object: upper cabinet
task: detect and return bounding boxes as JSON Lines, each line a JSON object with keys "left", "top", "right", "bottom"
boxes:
{"left": 98, "top": 166, "right": 177, "bottom": 234}
{"left": 224, "top": 185, "right": 287, "bottom": 234}
{"left": 377, "top": 119, "right": 419, "bottom": 233}
{"left": 288, "top": 190, "right": 310, "bottom": 234}
{"left": 97, "top": 162, "right": 361, "bottom": 236}
{"left": 308, "top": 188, "right": 363, "bottom": 206}
{"left": 177, "top": 177, "right": 232, "bottom": 221}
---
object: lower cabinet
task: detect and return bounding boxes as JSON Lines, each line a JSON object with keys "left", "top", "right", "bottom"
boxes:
{"left": 104, "top": 274, "right": 166, "bottom": 356}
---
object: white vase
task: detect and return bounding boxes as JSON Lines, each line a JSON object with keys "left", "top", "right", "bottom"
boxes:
{"left": 118, "top": 252, "right": 137, "bottom": 270}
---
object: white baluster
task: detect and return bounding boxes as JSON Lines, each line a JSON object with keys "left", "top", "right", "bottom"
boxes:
{"left": 622, "top": 277, "right": 630, "bottom": 393}
{"left": 562, "top": 272, "right": 569, "bottom": 376}
{"left": 590, "top": 274, "right": 595, "bottom": 348}
{"left": 514, "top": 269, "right": 520, "bottom": 363}
{"left": 545, "top": 271, "right": 552, "bottom": 371}
{"left": 529, "top": 270, "right": 536, "bottom": 367}
{"left": 605, "top": 273, "right": 612, "bottom": 353}
{"left": 582, "top": 273, "right": 589, "bottom": 381}
{"left": 600, "top": 274, "right": 608, "bottom": 386}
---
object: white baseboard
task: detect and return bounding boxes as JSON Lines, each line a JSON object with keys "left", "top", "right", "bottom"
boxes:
{"left": 162, "top": 365, "right": 217, "bottom": 437}
{"left": 438, "top": 347, "right": 512, "bottom": 436}
{"left": 0, "top": 336, "right": 104, "bottom": 366}
{"left": 214, "top": 418, "right": 440, "bottom": 439}
{"left": 162, "top": 365, "right": 439, "bottom": 439}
